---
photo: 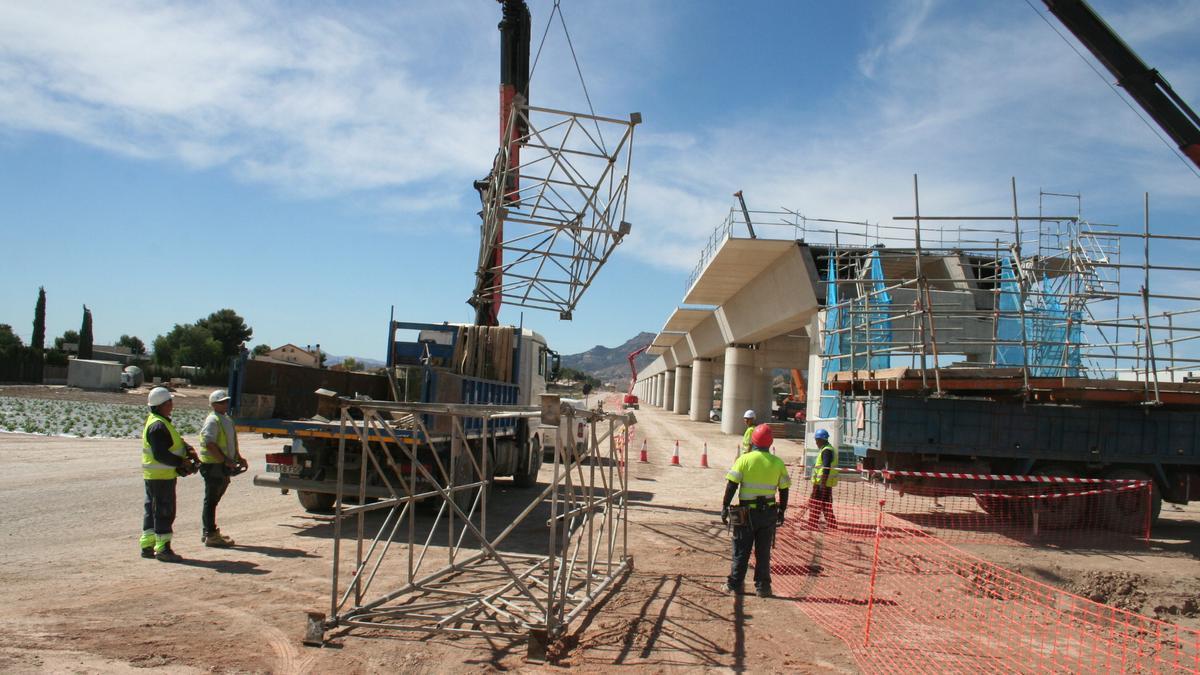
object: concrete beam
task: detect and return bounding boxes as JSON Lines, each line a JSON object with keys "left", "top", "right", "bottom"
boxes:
{"left": 685, "top": 312, "right": 727, "bottom": 361}
{"left": 714, "top": 244, "right": 820, "bottom": 346}
{"left": 669, "top": 340, "right": 696, "bottom": 367}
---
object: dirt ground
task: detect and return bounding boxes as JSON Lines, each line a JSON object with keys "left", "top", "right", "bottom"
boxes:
{"left": 3, "top": 386, "right": 1198, "bottom": 672}
{"left": 961, "top": 502, "right": 1200, "bottom": 632}
{"left": 0, "top": 390, "right": 858, "bottom": 673}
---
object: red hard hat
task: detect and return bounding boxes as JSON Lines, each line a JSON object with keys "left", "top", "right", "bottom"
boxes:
{"left": 750, "top": 423, "right": 773, "bottom": 449}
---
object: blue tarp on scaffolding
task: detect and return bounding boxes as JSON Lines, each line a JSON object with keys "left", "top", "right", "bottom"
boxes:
{"left": 820, "top": 251, "right": 892, "bottom": 419}
{"left": 994, "top": 255, "right": 1082, "bottom": 376}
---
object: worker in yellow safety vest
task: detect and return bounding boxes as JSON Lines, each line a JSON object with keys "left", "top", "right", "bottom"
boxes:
{"left": 740, "top": 409, "right": 756, "bottom": 454}
{"left": 198, "top": 389, "right": 246, "bottom": 547}
{"left": 806, "top": 428, "right": 839, "bottom": 530}
{"left": 721, "top": 423, "right": 790, "bottom": 597}
{"left": 140, "top": 387, "right": 199, "bottom": 562}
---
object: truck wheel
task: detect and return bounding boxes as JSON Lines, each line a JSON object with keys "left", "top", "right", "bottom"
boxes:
{"left": 450, "top": 448, "right": 488, "bottom": 516}
{"left": 1102, "top": 468, "right": 1160, "bottom": 532}
{"left": 513, "top": 437, "right": 542, "bottom": 488}
{"left": 297, "top": 490, "right": 336, "bottom": 513}
{"left": 1031, "top": 465, "right": 1086, "bottom": 530}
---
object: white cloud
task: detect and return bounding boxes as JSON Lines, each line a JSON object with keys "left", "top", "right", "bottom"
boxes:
{"left": 616, "top": 0, "right": 1200, "bottom": 274}
{"left": 0, "top": 0, "right": 499, "bottom": 196}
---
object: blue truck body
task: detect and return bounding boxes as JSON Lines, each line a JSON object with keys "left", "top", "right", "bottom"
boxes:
{"left": 843, "top": 392, "right": 1200, "bottom": 509}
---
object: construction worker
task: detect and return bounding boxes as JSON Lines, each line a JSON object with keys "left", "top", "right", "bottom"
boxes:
{"left": 198, "top": 389, "right": 246, "bottom": 547}
{"left": 740, "top": 409, "right": 756, "bottom": 454}
{"left": 140, "top": 386, "right": 198, "bottom": 562}
{"left": 721, "top": 423, "right": 790, "bottom": 597}
{"left": 807, "top": 428, "right": 839, "bottom": 530}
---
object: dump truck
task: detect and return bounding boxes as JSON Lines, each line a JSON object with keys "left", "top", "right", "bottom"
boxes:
{"left": 234, "top": 321, "right": 557, "bottom": 512}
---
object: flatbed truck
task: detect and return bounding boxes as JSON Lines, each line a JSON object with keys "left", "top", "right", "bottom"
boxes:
{"left": 232, "top": 321, "right": 556, "bottom": 512}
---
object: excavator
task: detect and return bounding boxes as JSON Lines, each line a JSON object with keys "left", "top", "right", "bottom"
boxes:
{"left": 775, "top": 368, "right": 807, "bottom": 422}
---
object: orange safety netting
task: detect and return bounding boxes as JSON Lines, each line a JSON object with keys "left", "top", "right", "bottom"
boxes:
{"left": 771, "top": 501, "right": 1199, "bottom": 673}
{"left": 804, "top": 473, "right": 1152, "bottom": 547}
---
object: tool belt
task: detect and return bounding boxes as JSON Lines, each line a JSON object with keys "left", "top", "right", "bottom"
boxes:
{"left": 739, "top": 496, "right": 777, "bottom": 510}
{"left": 728, "top": 505, "right": 750, "bottom": 527}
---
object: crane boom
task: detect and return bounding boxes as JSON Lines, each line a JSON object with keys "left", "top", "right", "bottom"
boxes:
{"left": 1042, "top": 0, "right": 1200, "bottom": 169}
{"left": 473, "top": 0, "right": 531, "bottom": 327}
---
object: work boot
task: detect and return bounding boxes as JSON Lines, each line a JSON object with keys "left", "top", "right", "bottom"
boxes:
{"left": 155, "top": 546, "right": 182, "bottom": 563}
{"left": 203, "top": 532, "right": 232, "bottom": 548}
{"left": 214, "top": 530, "right": 235, "bottom": 546}
{"left": 141, "top": 547, "right": 155, "bottom": 559}
{"left": 722, "top": 582, "right": 742, "bottom": 595}
{"left": 756, "top": 586, "right": 772, "bottom": 598}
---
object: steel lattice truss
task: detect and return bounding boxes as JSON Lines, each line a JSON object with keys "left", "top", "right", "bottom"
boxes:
{"left": 474, "top": 102, "right": 640, "bottom": 319}
{"left": 305, "top": 397, "right": 633, "bottom": 658}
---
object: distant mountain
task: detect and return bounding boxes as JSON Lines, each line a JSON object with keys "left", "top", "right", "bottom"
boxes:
{"left": 561, "top": 331, "right": 656, "bottom": 386}
{"left": 325, "top": 354, "right": 387, "bottom": 370}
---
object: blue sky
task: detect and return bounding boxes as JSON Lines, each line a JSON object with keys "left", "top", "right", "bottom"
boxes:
{"left": 2, "top": 0, "right": 1198, "bottom": 359}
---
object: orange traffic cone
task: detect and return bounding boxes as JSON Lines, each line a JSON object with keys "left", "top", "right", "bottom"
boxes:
{"left": 700, "top": 442, "right": 709, "bottom": 469}
{"left": 638, "top": 440, "right": 649, "bottom": 463}
{"left": 670, "top": 440, "right": 681, "bottom": 466}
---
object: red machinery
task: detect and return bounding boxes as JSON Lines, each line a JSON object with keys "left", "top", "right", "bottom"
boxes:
{"left": 623, "top": 345, "right": 650, "bottom": 409}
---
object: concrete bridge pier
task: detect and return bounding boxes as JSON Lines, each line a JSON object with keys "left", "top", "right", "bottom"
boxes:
{"left": 720, "top": 346, "right": 756, "bottom": 435}
{"left": 689, "top": 359, "right": 714, "bottom": 422}
{"left": 673, "top": 366, "right": 691, "bottom": 415}
{"left": 662, "top": 370, "right": 675, "bottom": 411}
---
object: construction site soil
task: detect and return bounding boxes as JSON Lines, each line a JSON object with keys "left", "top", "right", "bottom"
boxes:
{"left": 1, "top": 385, "right": 1198, "bottom": 672}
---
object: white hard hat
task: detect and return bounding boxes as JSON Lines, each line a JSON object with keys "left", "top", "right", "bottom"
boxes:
{"left": 743, "top": 409, "right": 756, "bottom": 419}
{"left": 147, "top": 387, "right": 173, "bottom": 407}
{"left": 209, "top": 389, "right": 231, "bottom": 404}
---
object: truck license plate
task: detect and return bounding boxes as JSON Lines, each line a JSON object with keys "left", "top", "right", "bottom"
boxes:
{"left": 266, "top": 463, "right": 302, "bottom": 475}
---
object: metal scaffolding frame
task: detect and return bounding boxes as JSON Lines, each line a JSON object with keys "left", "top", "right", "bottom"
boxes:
{"left": 304, "top": 396, "right": 633, "bottom": 659}
{"left": 689, "top": 177, "right": 1200, "bottom": 405}
{"left": 473, "top": 101, "right": 640, "bottom": 320}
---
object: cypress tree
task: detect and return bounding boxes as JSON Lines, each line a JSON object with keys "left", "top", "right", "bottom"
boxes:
{"left": 79, "top": 305, "right": 94, "bottom": 360}
{"left": 31, "top": 287, "right": 46, "bottom": 354}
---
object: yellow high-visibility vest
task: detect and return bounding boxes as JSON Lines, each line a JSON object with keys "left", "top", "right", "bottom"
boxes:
{"left": 199, "top": 412, "right": 229, "bottom": 464}
{"left": 812, "top": 442, "right": 840, "bottom": 488}
{"left": 142, "top": 413, "right": 185, "bottom": 480}
{"left": 726, "top": 450, "right": 791, "bottom": 504}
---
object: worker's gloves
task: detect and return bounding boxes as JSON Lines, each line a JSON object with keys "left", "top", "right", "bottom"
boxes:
{"left": 175, "top": 458, "right": 199, "bottom": 477}
{"left": 776, "top": 509, "right": 786, "bottom": 526}
{"left": 721, "top": 506, "right": 730, "bottom": 525}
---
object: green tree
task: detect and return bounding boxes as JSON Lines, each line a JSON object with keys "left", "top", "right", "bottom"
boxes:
{"left": 116, "top": 334, "right": 147, "bottom": 355}
{"left": 196, "top": 309, "right": 253, "bottom": 358}
{"left": 44, "top": 349, "right": 69, "bottom": 367}
{"left": 78, "top": 306, "right": 94, "bottom": 360}
{"left": 31, "top": 287, "right": 46, "bottom": 354}
{"left": 54, "top": 329, "right": 79, "bottom": 351}
{"left": 251, "top": 344, "right": 271, "bottom": 357}
{"left": 153, "top": 323, "right": 223, "bottom": 369}
{"left": 0, "top": 324, "right": 23, "bottom": 355}
{"left": 341, "top": 357, "right": 361, "bottom": 371}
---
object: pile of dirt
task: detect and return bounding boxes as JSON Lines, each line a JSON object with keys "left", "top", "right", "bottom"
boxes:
{"left": 1066, "top": 571, "right": 1147, "bottom": 612}
{"left": 1153, "top": 598, "right": 1200, "bottom": 619}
